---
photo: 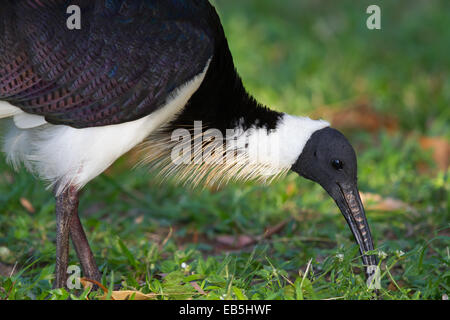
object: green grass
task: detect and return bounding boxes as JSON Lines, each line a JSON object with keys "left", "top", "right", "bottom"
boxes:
{"left": 0, "top": 0, "right": 449, "bottom": 300}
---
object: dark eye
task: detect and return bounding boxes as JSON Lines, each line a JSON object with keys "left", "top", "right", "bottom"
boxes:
{"left": 331, "top": 159, "right": 344, "bottom": 170}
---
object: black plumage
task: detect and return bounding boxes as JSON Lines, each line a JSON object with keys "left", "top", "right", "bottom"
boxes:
{"left": 1, "top": 0, "right": 214, "bottom": 128}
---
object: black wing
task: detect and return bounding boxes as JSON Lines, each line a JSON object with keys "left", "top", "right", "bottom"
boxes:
{"left": 0, "top": 0, "right": 214, "bottom": 128}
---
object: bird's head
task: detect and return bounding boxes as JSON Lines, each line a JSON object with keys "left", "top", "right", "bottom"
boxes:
{"left": 291, "top": 127, "right": 378, "bottom": 277}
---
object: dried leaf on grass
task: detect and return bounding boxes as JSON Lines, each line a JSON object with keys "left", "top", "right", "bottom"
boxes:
{"left": 215, "top": 220, "right": 288, "bottom": 249}
{"left": 216, "top": 235, "right": 254, "bottom": 248}
{"left": 388, "top": 280, "right": 406, "bottom": 292}
{"left": 100, "top": 290, "right": 157, "bottom": 300}
{"left": 360, "top": 192, "right": 417, "bottom": 214}
{"left": 190, "top": 281, "right": 207, "bottom": 295}
{"left": 80, "top": 278, "right": 157, "bottom": 300}
{"left": 20, "top": 197, "right": 35, "bottom": 213}
{"left": 314, "top": 99, "right": 398, "bottom": 132}
{"left": 419, "top": 136, "right": 450, "bottom": 171}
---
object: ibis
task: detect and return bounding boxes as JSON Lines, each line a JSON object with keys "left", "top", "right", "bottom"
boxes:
{"left": 0, "top": 0, "right": 377, "bottom": 289}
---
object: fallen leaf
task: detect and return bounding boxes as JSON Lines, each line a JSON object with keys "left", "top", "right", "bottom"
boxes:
{"left": 314, "top": 99, "right": 398, "bottom": 133}
{"left": 190, "top": 282, "right": 207, "bottom": 295}
{"left": 285, "top": 182, "right": 297, "bottom": 197}
{"left": 99, "top": 290, "right": 157, "bottom": 300}
{"left": 80, "top": 277, "right": 109, "bottom": 294}
{"left": 216, "top": 235, "right": 254, "bottom": 248}
{"left": 388, "top": 280, "right": 406, "bottom": 292}
{"left": 419, "top": 136, "right": 450, "bottom": 171}
{"left": 134, "top": 215, "right": 144, "bottom": 224}
{"left": 81, "top": 278, "right": 157, "bottom": 300}
{"left": 360, "top": 192, "right": 417, "bottom": 214}
{"left": 20, "top": 197, "right": 35, "bottom": 213}
{"left": 262, "top": 220, "right": 288, "bottom": 239}
{"left": 215, "top": 220, "right": 289, "bottom": 249}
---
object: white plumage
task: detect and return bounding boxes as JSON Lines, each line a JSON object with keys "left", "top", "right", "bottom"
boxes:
{"left": 138, "top": 114, "right": 329, "bottom": 187}
{"left": 13, "top": 112, "right": 48, "bottom": 129}
{"left": 239, "top": 114, "right": 329, "bottom": 170}
{"left": 0, "top": 101, "right": 23, "bottom": 118}
{"left": 1, "top": 64, "right": 210, "bottom": 195}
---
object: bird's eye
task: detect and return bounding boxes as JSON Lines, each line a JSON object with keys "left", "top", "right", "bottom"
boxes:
{"left": 331, "top": 159, "right": 344, "bottom": 170}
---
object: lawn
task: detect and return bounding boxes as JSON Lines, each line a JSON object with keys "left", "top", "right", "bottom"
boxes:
{"left": 0, "top": 0, "right": 448, "bottom": 300}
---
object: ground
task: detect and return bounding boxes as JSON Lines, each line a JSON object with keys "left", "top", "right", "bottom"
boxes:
{"left": 0, "top": 0, "right": 448, "bottom": 300}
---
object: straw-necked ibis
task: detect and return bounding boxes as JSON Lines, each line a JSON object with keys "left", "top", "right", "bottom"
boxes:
{"left": 0, "top": 0, "right": 377, "bottom": 289}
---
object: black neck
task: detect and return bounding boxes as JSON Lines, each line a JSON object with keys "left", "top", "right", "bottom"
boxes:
{"left": 169, "top": 13, "right": 282, "bottom": 134}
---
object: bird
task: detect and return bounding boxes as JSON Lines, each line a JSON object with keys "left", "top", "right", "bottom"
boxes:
{"left": 0, "top": 0, "right": 378, "bottom": 289}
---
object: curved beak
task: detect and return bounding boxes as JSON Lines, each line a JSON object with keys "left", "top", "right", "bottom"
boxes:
{"left": 333, "top": 183, "right": 378, "bottom": 278}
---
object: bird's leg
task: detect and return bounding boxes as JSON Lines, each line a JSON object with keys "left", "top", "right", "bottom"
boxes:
{"left": 54, "top": 186, "right": 78, "bottom": 289}
{"left": 69, "top": 209, "right": 102, "bottom": 282}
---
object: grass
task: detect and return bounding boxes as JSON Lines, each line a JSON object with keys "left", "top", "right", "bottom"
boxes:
{"left": 0, "top": 0, "right": 448, "bottom": 300}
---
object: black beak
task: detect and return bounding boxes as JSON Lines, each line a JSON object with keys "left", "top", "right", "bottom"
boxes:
{"left": 333, "top": 183, "right": 378, "bottom": 278}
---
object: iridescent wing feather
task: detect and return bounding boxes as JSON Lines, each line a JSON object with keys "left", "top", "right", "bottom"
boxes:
{"left": 0, "top": 0, "right": 214, "bottom": 128}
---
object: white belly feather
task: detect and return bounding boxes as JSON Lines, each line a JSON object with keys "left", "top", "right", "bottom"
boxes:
{"left": 0, "top": 64, "right": 209, "bottom": 195}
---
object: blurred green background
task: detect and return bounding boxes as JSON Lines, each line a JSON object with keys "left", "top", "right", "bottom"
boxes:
{"left": 0, "top": 0, "right": 448, "bottom": 299}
